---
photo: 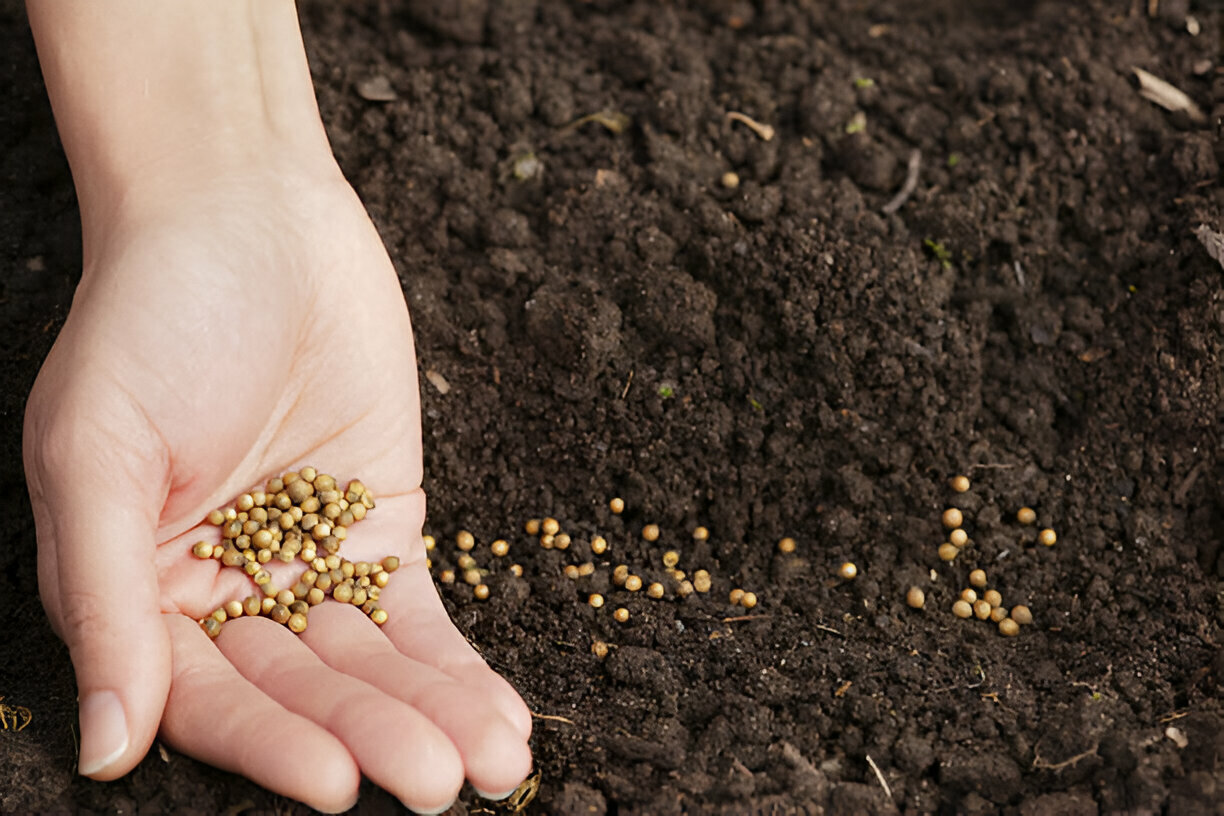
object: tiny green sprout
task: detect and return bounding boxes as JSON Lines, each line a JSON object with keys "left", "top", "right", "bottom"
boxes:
{"left": 845, "top": 111, "right": 867, "bottom": 134}
{"left": 853, "top": 77, "right": 875, "bottom": 88}
{"left": 658, "top": 384, "right": 675, "bottom": 399}
{"left": 749, "top": 396, "right": 764, "bottom": 412}
{"left": 924, "top": 238, "right": 953, "bottom": 270}
{"left": 1091, "top": 690, "right": 1102, "bottom": 701}
{"left": 947, "top": 153, "right": 961, "bottom": 168}
{"left": 1127, "top": 284, "right": 1138, "bottom": 293}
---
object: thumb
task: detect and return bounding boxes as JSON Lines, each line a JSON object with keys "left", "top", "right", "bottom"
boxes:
{"left": 26, "top": 385, "right": 172, "bottom": 780}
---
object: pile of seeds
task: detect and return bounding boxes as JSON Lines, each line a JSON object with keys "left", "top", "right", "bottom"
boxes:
{"left": 908, "top": 473, "right": 1051, "bottom": 637}
{"left": 426, "top": 497, "right": 772, "bottom": 640}
{"left": 190, "top": 467, "right": 399, "bottom": 638}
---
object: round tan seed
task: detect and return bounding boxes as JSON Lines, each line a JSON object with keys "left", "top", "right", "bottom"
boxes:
{"left": 207, "top": 509, "right": 226, "bottom": 526}
{"left": 662, "top": 550, "right": 680, "bottom": 568}
{"left": 1010, "top": 605, "right": 1033, "bottom": 625}
{"left": 624, "top": 575, "right": 643, "bottom": 592}
{"left": 224, "top": 600, "right": 244, "bottom": 619}
{"left": 693, "top": 570, "right": 712, "bottom": 593}
{"left": 491, "top": 539, "right": 509, "bottom": 557}
{"left": 729, "top": 588, "right": 745, "bottom": 605}
{"left": 906, "top": 587, "right": 925, "bottom": 609}
{"left": 999, "top": 618, "right": 1020, "bottom": 637}
{"left": 838, "top": 561, "right": 858, "bottom": 580}
{"left": 287, "top": 612, "right": 308, "bottom": 633}
{"left": 692, "top": 526, "right": 709, "bottom": 541}
{"left": 990, "top": 606, "right": 1009, "bottom": 622}
{"left": 588, "top": 593, "right": 604, "bottom": 609}
{"left": 578, "top": 562, "right": 595, "bottom": 576}
{"left": 542, "top": 518, "right": 560, "bottom": 536}
{"left": 973, "top": 600, "right": 992, "bottom": 620}
{"left": 525, "top": 519, "right": 540, "bottom": 535}
{"left": 463, "top": 568, "right": 482, "bottom": 586}
{"left": 983, "top": 589, "right": 1003, "bottom": 608}
{"left": 968, "top": 569, "right": 987, "bottom": 588}
{"left": 510, "top": 564, "right": 523, "bottom": 577}
{"left": 677, "top": 580, "right": 695, "bottom": 597}
{"left": 370, "top": 609, "right": 388, "bottom": 625}
{"left": 949, "top": 528, "right": 968, "bottom": 547}
{"left": 298, "top": 466, "right": 317, "bottom": 483}
{"left": 474, "top": 584, "right": 490, "bottom": 600}
{"left": 741, "top": 592, "right": 758, "bottom": 609}
{"left": 554, "top": 533, "right": 571, "bottom": 550}
{"left": 539, "top": 534, "right": 555, "bottom": 549}
{"left": 950, "top": 475, "right": 971, "bottom": 493}
{"left": 938, "top": 543, "right": 959, "bottom": 562}
{"left": 564, "top": 565, "right": 580, "bottom": 579}
{"left": 307, "top": 587, "right": 325, "bottom": 606}
{"left": 613, "top": 565, "right": 629, "bottom": 586}
{"left": 721, "top": 171, "right": 740, "bottom": 189}
{"left": 647, "top": 582, "right": 665, "bottom": 599}
{"left": 333, "top": 583, "right": 354, "bottom": 603}
{"left": 1038, "top": 528, "right": 1057, "bottom": 547}
{"left": 778, "top": 537, "right": 796, "bottom": 553}
{"left": 951, "top": 600, "right": 973, "bottom": 618}
{"left": 270, "top": 604, "right": 291, "bottom": 624}
{"left": 457, "top": 554, "right": 476, "bottom": 570}
{"left": 591, "top": 536, "right": 608, "bottom": 555}
{"left": 457, "top": 530, "right": 475, "bottom": 551}
{"left": 591, "top": 640, "right": 609, "bottom": 658}
{"left": 642, "top": 524, "right": 660, "bottom": 542}
{"left": 960, "top": 588, "right": 978, "bottom": 604}
{"left": 243, "top": 596, "right": 262, "bottom": 617}
{"left": 201, "top": 618, "right": 221, "bottom": 638}
{"left": 609, "top": 498, "right": 625, "bottom": 514}
{"left": 942, "top": 508, "right": 963, "bottom": 529}
{"left": 192, "top": 541, "right": 213, "bottom": 559}
{"left": 1016, "top": 507, "right": 1037, "bottom": 525}
{"left": 613, "top": 607, "right": 629, "bottom": 622}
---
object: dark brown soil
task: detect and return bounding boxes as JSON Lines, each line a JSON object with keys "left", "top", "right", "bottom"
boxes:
{"left": 3, "top": 1, "right": 1224, "bottom": 814}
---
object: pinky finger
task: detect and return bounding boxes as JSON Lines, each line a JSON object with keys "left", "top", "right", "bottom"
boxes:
{"left": 159, "top": 614, "right": 361, "bottom": 814}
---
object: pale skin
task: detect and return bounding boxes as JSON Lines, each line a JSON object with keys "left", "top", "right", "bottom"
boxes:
{"left": 23, "top": 2, "right": 532, "bottom": 813}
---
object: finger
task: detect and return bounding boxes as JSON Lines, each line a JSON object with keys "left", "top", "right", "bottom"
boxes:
{"left": 379, "top": 564, "right": 533, "bottom": 740}
{"left": 25, "top": 394, "right": 172, "bottom": 779}
{"left": 300, "top": 601, "right": 533, "bottom": 797}
{"left": 215, "top": 613, "right": 465, "bottom": 813}
{"left": 160, "top": 615, "right": 360, "bottom": 813}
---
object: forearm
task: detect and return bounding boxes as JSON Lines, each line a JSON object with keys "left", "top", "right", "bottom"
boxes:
{"left": 27, "top": 0, "right": 338, "bottom": 244}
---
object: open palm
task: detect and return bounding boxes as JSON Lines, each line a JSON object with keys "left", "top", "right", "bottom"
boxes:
{"left": 24, "top": 172, "right": 531, "bottom": 813}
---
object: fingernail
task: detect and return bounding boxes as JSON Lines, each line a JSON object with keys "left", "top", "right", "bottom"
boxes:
{"left": 473, "top": 786, "right": 519, "bottom": 801}
{"left": 410, "top": 799, "right": 456, "bottom": 816}
{"left": 78, "top": 690, "right": 129, "bottom": 776}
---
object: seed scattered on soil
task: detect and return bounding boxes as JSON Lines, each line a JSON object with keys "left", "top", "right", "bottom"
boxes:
{"left": 693, "top": 570, "right": 712, "bottom": 593}
{"left": 960, "top": 589, "right": 978, "bottom": 604}
{"left": 998, "top": 618, "right": 1020, "bottom": 637}
{"left": 1016, "top": 507, "right": 1037, "bottom": 525}
{"left": 1011, "top": 605, "right": 1033, "bottom": 625}
{"left": 973, "top": 600, "right": 992, "bottom": 620}
{"left": 741, "top": 592, "right": 758, "bottom": 609}
{"left": 949, "top": 528, "right": 968, "bottom": 547}
{"left": 591, "top": 640, "right": 609, "bottom": 658}
{"left": 838, "top": 562, "right": 858, "bottom": 580}
{"left": 990, "top": 606, "right": 1009, "bottom": 623}
{"left": 969, "top": 569, "right": 987, "bottom": 588}
{"left": 983, "top": 589, "right": 1003, "bottom": 608}
{"left": 588, "top": 593, "right": 604, "bottom": 609}
{"left": 525, "top": 519, "right": 541, "bottom": 535}
{"left": 474, "top": 584, "right": 490, "bottom": 600}
{"left": 642, "top": 524, "right": 660, "bottom": 542}
{"left": 457, "top": 530, "right": 475, "bottom": 551}
{"left": 662, "top": 550, "right": 680, "bottom": 568}
{"left": 942, "top": 508, "right": 963, "bottom": 529}
{"left": 906, "top": 587, "right": 925, "bottom": 608}
{"left": 938, "top": 543, "right": 959, "bottom": 562}
{"left": 542, "top": 518, "right": 560, "bottom": 536}
{"left": 613, "top": 607, "right": 630, "bottom": 623}
{"left": 591, "top": 536, "right": 608, "bottom": 555}
{"left": 440, "top": 569, "right": 456, "bottom": 584}
{"left": 692, "top": 526, "right": 709, "bottom": 541}
{"left": 729, "top": 588, "right": 745, "bottom": 605}
{"left": 510, "top": 564, "right": 523, "bottom": 577}
{"left": 1038, "top": 528, "right": 1057, "bottom": 547}
{"left": 647, "top": 582, "right": 665, "bottom": 599}
{"left": 609, "top": 498, "right": 625, "bottom": 514}
{"left": 950, "top": 475, "right": 971, "bottom": 493}
{"left": 564, "top": 565, "right": 580, "bottom": 579}
{"left": 554, "top": 533, "right": 571, "bottom": 550}
{"left": 778, "top": 537, "right": 796, "bottom": 553}
{"left": 613, "top": 565, "right": 629, "bottom": 586}
{"left": 720, "top": 171, "right": 740, "bottom": 189}
{"left": 624, "top": 575, "right": 643, "bottom": 592}
{"left": 490, "top": 539, "right": 509, "bottom": 557}
{"left": 952, "top": 600, "right": 973, "bottom": 619}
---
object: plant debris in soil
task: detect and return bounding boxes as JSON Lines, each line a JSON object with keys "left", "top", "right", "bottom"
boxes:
{"left": 1, "top": 1, "right": 1223, "bottom": 814}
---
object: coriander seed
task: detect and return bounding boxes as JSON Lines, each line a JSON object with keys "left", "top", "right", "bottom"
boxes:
{"left": 729, "top": 588, "right": 745, "bottom": 605}
{"left": 950, "top": 475, "right": 971, "bottom": 493}
{"left": 960, "top": 588, "right": 978, "bottom": 604}
{"left": 224, "top": 600, "right": 244, "bottom": 619}
{"left": 192, "top": 541, "right": 213, "bottom": 559}
{"left": 287, "top": 612, "right": 308, "bottom": 633}
{"left": 990, "top": 606, "right": 1009, "bottom": 623}
{"left": 564, "top": 565, "right": 580, "bottom": 579}
{"left": 677, "top": 580, "right": 694, "bottom": 597}
{"left": 463, "top": 568, "right": 482, "bottom": 586}
{"left": 973, "top": 600, "right": 992, "bottom": 620}
{"left": 333, "top": 583, "right": 354, "bottom": 603}
{"left": 609, "top": 498, "right": 625, "bottom": 514}
{"left": 741, "top": 592, "right": 758, "bottom": 609}
{"left": 838, "top": 561, "right": 858, "bottom": 580}
{"left": 555, "top": 533, "right": 571, "bottom": 550}
{"left": 938, "top": 543, "right": 959, "bottom": 562}
{"left": 613, "top": 607, "right": 629, "bottom": 623}
{"left": 1016, "top": 507, "right": 1036, "bottom": 525}
{"left": 949, "top": 528, "right": 968, "bottom": 547}
{"left": 591, "top": 640, "right": 609, "bottom": 658}
{"left": 952, "top": 600, "right": 973, "bottom": 619}
{"left": 243, "top": 596, "right": 262, "bottom": 617}
{"left": 542, "top": 518, "right": 560, "bottom": 536}
{"left": 539, "top": 534, "right": 555, "bottom": 549}
{"left": 693, "top": 526, "right": 709, "bottom": 541}
{"left": 1038, "top": 528, "right": 1056, "bottom": 547}
{"left": 525, "top": 519, "right": 541, "bottom": 535}
{"left": 778, "top": 537, "right": 796, "bottom": 553}
{"left": 370, "top": 609, "right": 388, "bottom": 625}
{"left": 591, "top": 536, "right": 608, "bottom": 555}
{"left": 457, "top": 530, "right": 475, "bottom": 551}
{"left": 270, "top": 604, "right": 291, "bottom": 624}
{"left": 588, "top": 593, "right": 604, "bottom": 609}
{"left": 998, "top": 618, "right": 1020, "bottom": 637}
{"left": 207, "top": 509, "right": 225, "bottom": 526}
{"left": 613, "top": 565, "right": 629, "bottom": 586}
{"left": 1010, "top": 605, "right": 1033, "bottom": 625}
{"left": 942, "top": 508, "right": 963, "bottom": 529}
{"left": 625, "top": 575, "right": 643, "bottom": 592}
{"left": 642, "top": 524, "right": 660, "bottom": 542}
{"left": 491, "top": 539, "right": 509, "bottom": 557}
{"left": 578, "top": 562, "right": 595, "bottom": 576}
{"left": 647, "top": 582, "right": 665, "bottom": 599}
{"left": 983, "top": 589, "right": 1002, "bottom": 608}
{"left": 969, "top": 569, "right": 987, "bottom": 588}
{"left": 693, "top": 570, "right": 712, "bottom": 593}
{"left": 510, "top": 564, "right": 523, "bottom": 577}
{"left": 474, "top": 584, "right": 490, "bottom": 600}
{"left": 906, "top": 587, "right": 925, "bottom": 609}
{"left": 662, "top": 550, "right": 680, "bottom": 568}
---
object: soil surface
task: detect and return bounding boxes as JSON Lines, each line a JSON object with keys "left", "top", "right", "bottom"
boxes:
{"left": 3, "top": 1, "right": 1224, "bottom": 814}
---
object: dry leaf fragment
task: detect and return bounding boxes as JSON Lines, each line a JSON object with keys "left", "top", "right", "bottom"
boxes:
{"left": 1132, "top": 67, "right": 1205, "bottom": 123}
{"left": 1195, "top": 224, "right": 1224, "bottom": 269}
{"left": 356, "top": 75, "right": 397, "bottom": 102}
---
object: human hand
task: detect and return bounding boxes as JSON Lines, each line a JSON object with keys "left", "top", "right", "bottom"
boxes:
{"left": 23, "top": 166, "right": 532, "bottom": 813}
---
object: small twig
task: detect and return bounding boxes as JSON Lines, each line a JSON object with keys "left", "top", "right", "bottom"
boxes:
{"left": 815, "top": 624, "right": 844, "bottom": 637}
{"left": 620, "top": 369, "right": 634, "bottom": 400}
{"left": 722, "top": 614, "right": 771, "bottom": 622}
{"left": 726, "top": 111, "right": 775, "bottom": 141}
{"left": 968, "top": 463, "right": 1016, "bottom": 471}
{"left": 881, "top": 149, "right": 921, "bottom": 214}
{"left": 865, "top": 754, "right": 894, "bottom": 802}
{"left": 531, "top": 711, "right": 576, "bottom": 726}
{"left": 1032, "top": 739, "right": 1100, "bottom": 770}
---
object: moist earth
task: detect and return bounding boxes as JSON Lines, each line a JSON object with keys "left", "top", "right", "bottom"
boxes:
{"left": 2, "top": 1, "right": 1223, "bottom": 814}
